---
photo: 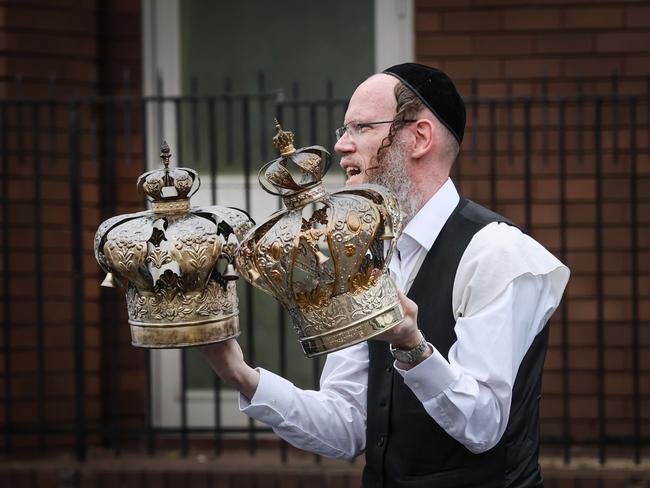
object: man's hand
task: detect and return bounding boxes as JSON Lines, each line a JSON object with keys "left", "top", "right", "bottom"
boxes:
{"left": 375, "top": 290, "right": 432, "bottom": 368}
{"left": 198, "top": 339, "right": 260, "bottom": 400}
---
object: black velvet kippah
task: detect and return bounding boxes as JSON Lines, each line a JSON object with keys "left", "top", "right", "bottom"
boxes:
{"left": 383, "top": 63, "right": 466, "bottom": 143}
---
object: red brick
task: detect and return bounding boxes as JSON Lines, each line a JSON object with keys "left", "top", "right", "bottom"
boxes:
{"left": 443, "top": 59, "right": 503, "bottom": 79}
{"left": 532, "top": 179, "right": 562, "bottom": 201}
{"left": 6, "top": 31, "right": 97, "bottom": 58}
{"left": 532, "top": 203, "right": 561, "bottom": 225}
{"left": 570, "top": 372, "right": 599, "bottom": 395}
{"left": 3, "top": 5, "right": 97, "bottom": 35}
{"left": 567, "top": 299, "right": 598, "bottom": 321}
{"left": 565, "top": 7, "right": 624, "bottom": 29}
{"left": 503, "top": 58, "right": 562, "bottom": 78}
{"left": 473, "top": 34, "right": 535, "bottom": 55}
{"left": 569, "top": 324, "right": 597, "bottom": 346}
{"left": 603, "top": 299, "right": 632, "bottom": 321}
{"left": 112, "top": 0, "right": 141, "bottom": 13}
{"left": 604, "top": 326, "right": 634, "bottom": 347}
{"left": 605, "top": 373, "right": 634, "bottom": 395}
{"left": 415, "top": 11, "right": 442, "bottom": 31}
{"left": 563, "top": 57, "right": 626, "bottom": 77}
{"left": 601, "top": 203, "right": 631, "bottom": 225}
{"left": 602, "top": 229, "right": 633, "bottom": 251}
{"left": 603, "top": 275, "right": 632, "bottom": 297}
{"left": 503, "top": 8, "right": 562, "bottom": 30}
{"left": 623, "top": 54, "right": 650, "bottom": 76}
{"left": 602, "top": 251, "right": 633, "bottom": 275}
{"left": 565, "top": 178, "right": 596, "bottom": 200}
{"left": 531, "top": 228, "right": 561, "bottom": 251}
{"left": 495, "top": 180, "right": 524, "bottom": 200}
{"left": 535, "top": 33, "right": 594, "bottom": 54}
{"left": 417, "top": 34, "right": 474, "bottom": 56}
{"left": 473, "top": 81, "right": 509, "bottom": 97}
{"left": 567, "top": 276, "right": 597, "bottom": 298}
{"left": 441, "top": 9, "right": 502, "bottom": 31}
{"left": 625, "top": 6, "right": 650, "bottom": 28}
{"left": 596, "top": 32, "right": 650, "bottom": 53}
{"left": 8, "top": 57, "right": 98, "bottom": 84}
{"left": 570, "top": 396, "right": 599, "bottom": 419}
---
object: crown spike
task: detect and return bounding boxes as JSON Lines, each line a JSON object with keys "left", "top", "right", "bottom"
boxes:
{"left": 272, "top": 120, "right": 296, "bottom": 156}
{"left": 160, "top": 141, "right": 171, "bottom": 169}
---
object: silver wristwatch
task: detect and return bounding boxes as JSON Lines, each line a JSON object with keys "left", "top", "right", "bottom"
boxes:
{"left": 389, "top": 331, "right": 428, "bottom": 365}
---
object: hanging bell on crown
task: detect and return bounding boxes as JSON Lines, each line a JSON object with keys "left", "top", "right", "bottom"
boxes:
{"left": 93, "top": 142, "right": 254, "bottom": 348}
{"left": 236, "top": 122, "right": 404, "bottom": 357}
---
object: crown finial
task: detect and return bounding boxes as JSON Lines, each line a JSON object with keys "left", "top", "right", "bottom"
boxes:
{"left": 272, "top": 120, "right": 296, "bottom": 156}
{"left": 160, "top": 141, "right": 171, "bottom": 169}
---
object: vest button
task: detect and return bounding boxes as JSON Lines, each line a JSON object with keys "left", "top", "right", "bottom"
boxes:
{"left": 378, "top": 435, "right": 386, "bottom": 447}
{"left": 379, "top": 400, "right": 387, "bottom": 407}
{"left": 385, "top": 366, "right": 392, "bottom": 373}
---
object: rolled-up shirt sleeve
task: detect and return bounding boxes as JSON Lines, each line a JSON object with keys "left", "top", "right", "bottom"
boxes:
{"left": 240, "top": 342, "right": 369, "bottom": 459}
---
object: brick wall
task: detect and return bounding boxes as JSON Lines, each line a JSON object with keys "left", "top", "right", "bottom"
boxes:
{"left": 415, "top": 0, "right": 650, "bottom": 462}
{"left": 416, "top": 0, "right": 650, "bottom": 97}
{"left": 0, "top": 0, "right": 144, "bottom": 455}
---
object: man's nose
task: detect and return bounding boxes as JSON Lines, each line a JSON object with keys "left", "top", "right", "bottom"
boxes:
{"left": 334, "top": 132, "right": 354, "bottom": 156}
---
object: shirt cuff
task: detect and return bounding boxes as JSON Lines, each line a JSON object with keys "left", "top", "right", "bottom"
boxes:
{"left": 394, "top": 344, "right": 459, "bottom": 401}
{"left": 239, "top": 368, "right": 295, "bottom": 426}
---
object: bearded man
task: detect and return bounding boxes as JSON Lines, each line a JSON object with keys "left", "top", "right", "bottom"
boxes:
{"left": 201, "top": 63, "right": 570, "bottom": 487}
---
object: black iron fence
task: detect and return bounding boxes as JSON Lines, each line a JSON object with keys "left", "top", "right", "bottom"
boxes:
{"left": 0, "top": 87, "right": 648, "bottom": 468}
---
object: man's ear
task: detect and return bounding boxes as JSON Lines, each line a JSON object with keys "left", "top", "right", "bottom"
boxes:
{"left": 411, "top": 119, "right": 435, "bottom": 159}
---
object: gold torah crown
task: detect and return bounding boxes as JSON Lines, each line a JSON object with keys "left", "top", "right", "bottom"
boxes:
{"left": 93, "top": 142, "right": 254, "bottom": 348}
{"left": 236, "top": 123, "right": 404, "bottom": 357}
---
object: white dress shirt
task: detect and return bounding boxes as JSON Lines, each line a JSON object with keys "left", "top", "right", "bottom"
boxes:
{"left": 241, "top": 178, "right": 570, "bottom": 459}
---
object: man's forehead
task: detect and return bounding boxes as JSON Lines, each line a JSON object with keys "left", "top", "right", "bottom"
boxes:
{"left": 345, "top": 74, "right": 398, "bottom": 121}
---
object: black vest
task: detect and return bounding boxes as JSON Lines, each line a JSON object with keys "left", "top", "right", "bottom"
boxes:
{"left": 363, "top": 199, "right": 548, "bottom": 488}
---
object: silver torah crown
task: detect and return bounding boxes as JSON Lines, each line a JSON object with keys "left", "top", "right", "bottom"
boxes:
{"left": 236, "top": 123, "right": 404, "bottom": 357}
{"left": 94, "top": 142, "right": 254, "bottom": 348}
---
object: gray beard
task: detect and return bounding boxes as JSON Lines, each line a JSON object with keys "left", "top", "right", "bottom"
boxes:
{"left": 368, "top": 139, "right": 421, "bottom": 226}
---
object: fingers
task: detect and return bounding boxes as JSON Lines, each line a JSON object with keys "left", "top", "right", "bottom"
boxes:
{"left": 397, "top": 289, "right": 418, "bottom": 318}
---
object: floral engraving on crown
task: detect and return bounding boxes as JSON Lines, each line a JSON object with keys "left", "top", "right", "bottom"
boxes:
{"left": 127, "top": 280, "right": 237, "bottom": 324}
{"left": 295, "top": 284, "right": 332, "bottom": 312}
{"left": 350, "top": 267, "right": 381, "bottom": 293}
{"left": 146, "top": 248, "right": 172, "bottom": 269}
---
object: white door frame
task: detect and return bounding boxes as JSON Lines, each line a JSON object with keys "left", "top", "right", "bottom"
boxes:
{"left": 142, "top": 0, "right": 184, "bottom": 428}
{"left": 374, "top": 0, "right": 415, "bottom": 72}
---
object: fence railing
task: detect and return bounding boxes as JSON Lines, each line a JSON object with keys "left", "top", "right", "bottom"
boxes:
{"left": 0, "top": 89, "right": 648, "bottom": 467}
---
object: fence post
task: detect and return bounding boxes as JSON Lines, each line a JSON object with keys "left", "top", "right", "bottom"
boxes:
{"left": 628, "top": 96, "right": 640, "bottom": 465}
{"left": 0, "top": 103, "right": 12, "bottom": 458}
{"left": 68, "top": 102, "right": 87, "bottom": 462}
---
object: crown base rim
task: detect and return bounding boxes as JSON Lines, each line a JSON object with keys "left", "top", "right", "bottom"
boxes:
{"left": 299, "top": 301, "right": 404, "bottom": 358}
{"left": 129, "top": 315, "right": 240, "bottom": 348}
{"left": 151, "top": 198, "right": 191, "bottom": 215}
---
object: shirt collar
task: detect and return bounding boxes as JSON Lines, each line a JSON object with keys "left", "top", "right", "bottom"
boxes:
{"left": 400, "top": 178, "right": 460, "bottom": 253}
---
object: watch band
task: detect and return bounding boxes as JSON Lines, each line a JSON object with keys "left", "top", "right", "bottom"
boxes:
{"left": 389, "top": 331, "right": 428, "bottom": 365}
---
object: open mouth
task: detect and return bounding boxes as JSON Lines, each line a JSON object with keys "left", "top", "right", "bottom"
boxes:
{"left": 346, "top": 167, "right": 362, "bottom": 178}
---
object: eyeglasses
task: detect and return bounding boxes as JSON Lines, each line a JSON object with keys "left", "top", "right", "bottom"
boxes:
{"left": 335, "top": 119, "right": 416, "bottom": 141}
